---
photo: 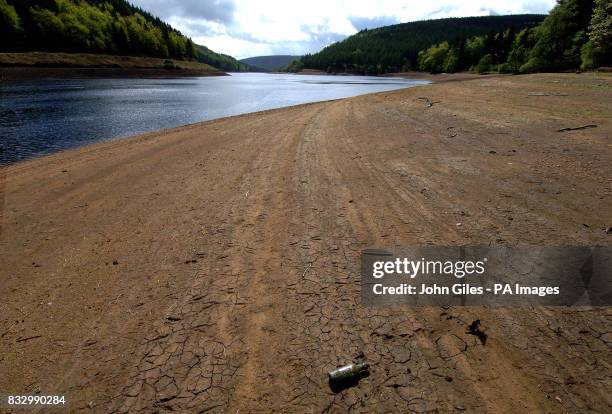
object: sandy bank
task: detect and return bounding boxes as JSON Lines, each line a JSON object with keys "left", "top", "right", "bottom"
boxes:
{"left": 0, "top": 52, "right": 225, "bottom": 81}
{"left": 1, "top": 73, "right": 611, "bottom": 412}
{"left": 0, "top": 66, "right": 226, "bottom": 81}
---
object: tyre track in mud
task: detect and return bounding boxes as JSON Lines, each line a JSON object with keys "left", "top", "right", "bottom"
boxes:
{"left": 110, "top": 105, "right": 329, "bottom": 412}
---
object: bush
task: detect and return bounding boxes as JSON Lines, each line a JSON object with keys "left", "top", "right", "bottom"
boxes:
{"left": 580, "top": 40, "right": 597, "bottom": 69}
{"left": 477, "top": 54, "right": 494, "bottom": 73}
{"left": 497, "top": 63, "right": 512, "bottom": 73}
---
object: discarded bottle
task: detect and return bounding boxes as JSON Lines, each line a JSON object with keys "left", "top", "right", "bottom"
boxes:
{"left": 328, "top": 362, "right": 369, "bottom": 385}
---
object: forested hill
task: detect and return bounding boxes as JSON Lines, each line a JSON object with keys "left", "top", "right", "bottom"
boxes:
{"left": 0, "top": 0, "right": 245, "bottom": 71}
{"left": 292, "top": 14, "right": 545, "bottom": 74}
{"left": 196, "top": 45, "right": 248, "bottom": 72}
{"left": 240, "top": 55, "right": 301, "bottom": 72}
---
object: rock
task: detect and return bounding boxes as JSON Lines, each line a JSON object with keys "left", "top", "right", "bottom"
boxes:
{"left": 466, "top": 320, "right": 487, "bottom": 345}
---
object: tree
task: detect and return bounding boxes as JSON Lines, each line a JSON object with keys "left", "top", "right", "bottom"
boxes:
{"left": 477, "top": 54, "right": 494, "bottom": 73}
{"left": 29, "top": 6, "right": 65, "bottom": 50}
{"left": 443, "top": 47, "right": 460, "bottom": 72}
{"left": 418, "top": 41, "right": 450, "bottom": 73}
{"left": 295, "top": 15, "right": 546, "bottom": 74}
{"left": 0, "top": 0, "right": 21, "bottom": 50}
{"left": 581, "top": 0, "right": 612, "bottom": 68}
{"left": 464, "top": 36, "right": 485, "bottom": 69}
{"left": 524, "top": 0, "right": 595, "bottom": 71}
{"left": 506, "top": 27, "right": 537, "bottom": 73}
{"left": 4, "top": 0, "right": 200, "bottom": 60}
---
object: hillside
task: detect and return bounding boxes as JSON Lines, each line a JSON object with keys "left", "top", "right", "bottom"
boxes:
{"left": 196, "top": 44, "right": 248, "bottom": 72}
{"left": 294, "top": 14, "right": 545, "bottom": 74}
{"left": 240, "top": 55, "right": 300, "bottom": 71}
{"left": 1, "top": 0, "right": 198, "bottom": 60}
{"left": 0, "top": 0, "right": 246, "bottom": 72}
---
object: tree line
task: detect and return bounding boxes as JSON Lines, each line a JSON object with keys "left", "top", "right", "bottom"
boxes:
{"left": 1, "top": 0, "right": 196, "bottom": 60}
{"left": 418, "top": 0, "right": 610, "bottom": 73}
{"left": 288, "top": 0, "right": 610, "bottom": 74}
{"left": 286, "top": 15, "right": 545, "bottom": 74}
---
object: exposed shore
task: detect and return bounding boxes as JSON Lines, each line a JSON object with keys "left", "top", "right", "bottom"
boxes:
{"left": 1, "top": 73, "right": 611, "bottom": 412}
{"left": 0, "top": 66, "right": 227, "bottom": 81}
{"left": 0, "top": 52, "right": 226, "bottom": 81}
{"left": 289, "top": 68, "right": 508, "bottom": 83}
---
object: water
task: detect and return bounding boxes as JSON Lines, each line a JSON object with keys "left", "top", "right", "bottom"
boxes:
{"left": 0, "top": 73, "right": 427, "bottom": 165}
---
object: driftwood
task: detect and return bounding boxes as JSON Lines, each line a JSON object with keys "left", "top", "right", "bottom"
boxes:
{"left": 16, "top": 335, "right": 42, "bottom": 343}
{"left": 417, "top": 97, "right": 441, "bottom": 107}
{"left": 557, "top": 124, "right": 597, "bottom": 132}
{"left": 527, "top": 92, "right": 568, "bottom": 96}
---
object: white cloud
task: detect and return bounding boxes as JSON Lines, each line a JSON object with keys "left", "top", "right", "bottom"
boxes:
{"left": 130, "top": 0, "right": 557, "bottom": 59}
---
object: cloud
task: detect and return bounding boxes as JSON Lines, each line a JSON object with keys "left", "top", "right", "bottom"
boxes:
{"left": 130, "top": 0, "right": 236, "bottom": 24}
{"left": 128, "top": 0, "right": 557, "bottom": 59}
{"left": 348, "top": 16, "right": 400, "bottom": 31}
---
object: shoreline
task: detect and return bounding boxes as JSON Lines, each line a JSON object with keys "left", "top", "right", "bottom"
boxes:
{"left": 1, "top": 98, "right": 337, "bottom": 171}
{"left": 1, "top": 78, "right": 431, "bottom": 167}
{"left": 0, "top": 52, "right": 226, "bottom": 81}
{"left": 0, "top": 66, "right": 227, "bottom": 81}
{"left": 1, "top": 73, "right": 610, "bottom": 412}
{"left": 284, "top": 68, "right": 509, "bottom": 83}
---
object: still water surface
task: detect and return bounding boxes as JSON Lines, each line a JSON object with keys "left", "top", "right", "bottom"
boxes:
{"left": 0, "top": 73, "right": 427, "bottom": 165}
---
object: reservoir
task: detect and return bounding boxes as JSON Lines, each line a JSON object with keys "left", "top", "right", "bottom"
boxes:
{"left": 0, "top": 73, "right": 427, "bottom": 165}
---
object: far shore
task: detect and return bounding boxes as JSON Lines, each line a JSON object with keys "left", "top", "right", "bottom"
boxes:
{"left": 275, "top": 68, "right": 508, "bottom": 83}
{"left": 0, "top": 66, "right": 227, "bottom": 81}
{"left": 0, "top": 52, "right": 226, "bottom": 81}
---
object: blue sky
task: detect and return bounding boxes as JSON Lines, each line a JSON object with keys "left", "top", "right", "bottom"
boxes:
{"left": 130, "top": 0, "right": 557, "bottom": 59}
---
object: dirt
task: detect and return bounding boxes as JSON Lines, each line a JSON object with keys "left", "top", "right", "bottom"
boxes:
{"left": 1, "top": 73, "right": 611, "bottom": 413}
{"left": 0, "top": 53, "right": 225, "bottom": 81}
{"left": 380, "top": 71, "right": 507, "bottom": 83}
{"left": 0, "top": 67, "right": 226, "bottom": 81}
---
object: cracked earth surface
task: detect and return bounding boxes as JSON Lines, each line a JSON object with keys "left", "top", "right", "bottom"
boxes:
{"left": 1, "top": 73, "right": 611, "bottom": 412}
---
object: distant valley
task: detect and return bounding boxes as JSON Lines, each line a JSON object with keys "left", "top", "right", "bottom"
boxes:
{"left": 240, "top": 55, "right": 301, "bottom": 72}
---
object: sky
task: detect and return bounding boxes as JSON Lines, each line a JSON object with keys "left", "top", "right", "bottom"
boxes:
{"left": 129, "top": 0, "right": 557, "bottom": 60}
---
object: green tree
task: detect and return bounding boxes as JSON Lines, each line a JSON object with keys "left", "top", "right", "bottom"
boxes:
{"left": 477, "top": 54, "right": 494, "bottom": 73}
{"left": 464, "top": 36, "right": 485, "bottom": 69}
{"left": 443, "top": 47, "right": 460, "bottom": 72}
{"left": 5, "top": 0, "right": 202, "bottom": 60}
{"left": 29, "top": 6, "right": 65, "bottom": 49}
{"left": 418, "top": 41, "right": 450, "bottom": 73}
{"left": 0, "top": 0, "right": 21, "bottom": 49}
{"left": 524, "top": 0, "right": 595, "bottom": 71}
{"left": 581, "top": 0, "right": 612, "bottom": 68}
{"left": 506, "top": 27, "right": 537, "bottom": 72}
{"left": 295, "top": 15, "right": 545, "bottom": 74}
